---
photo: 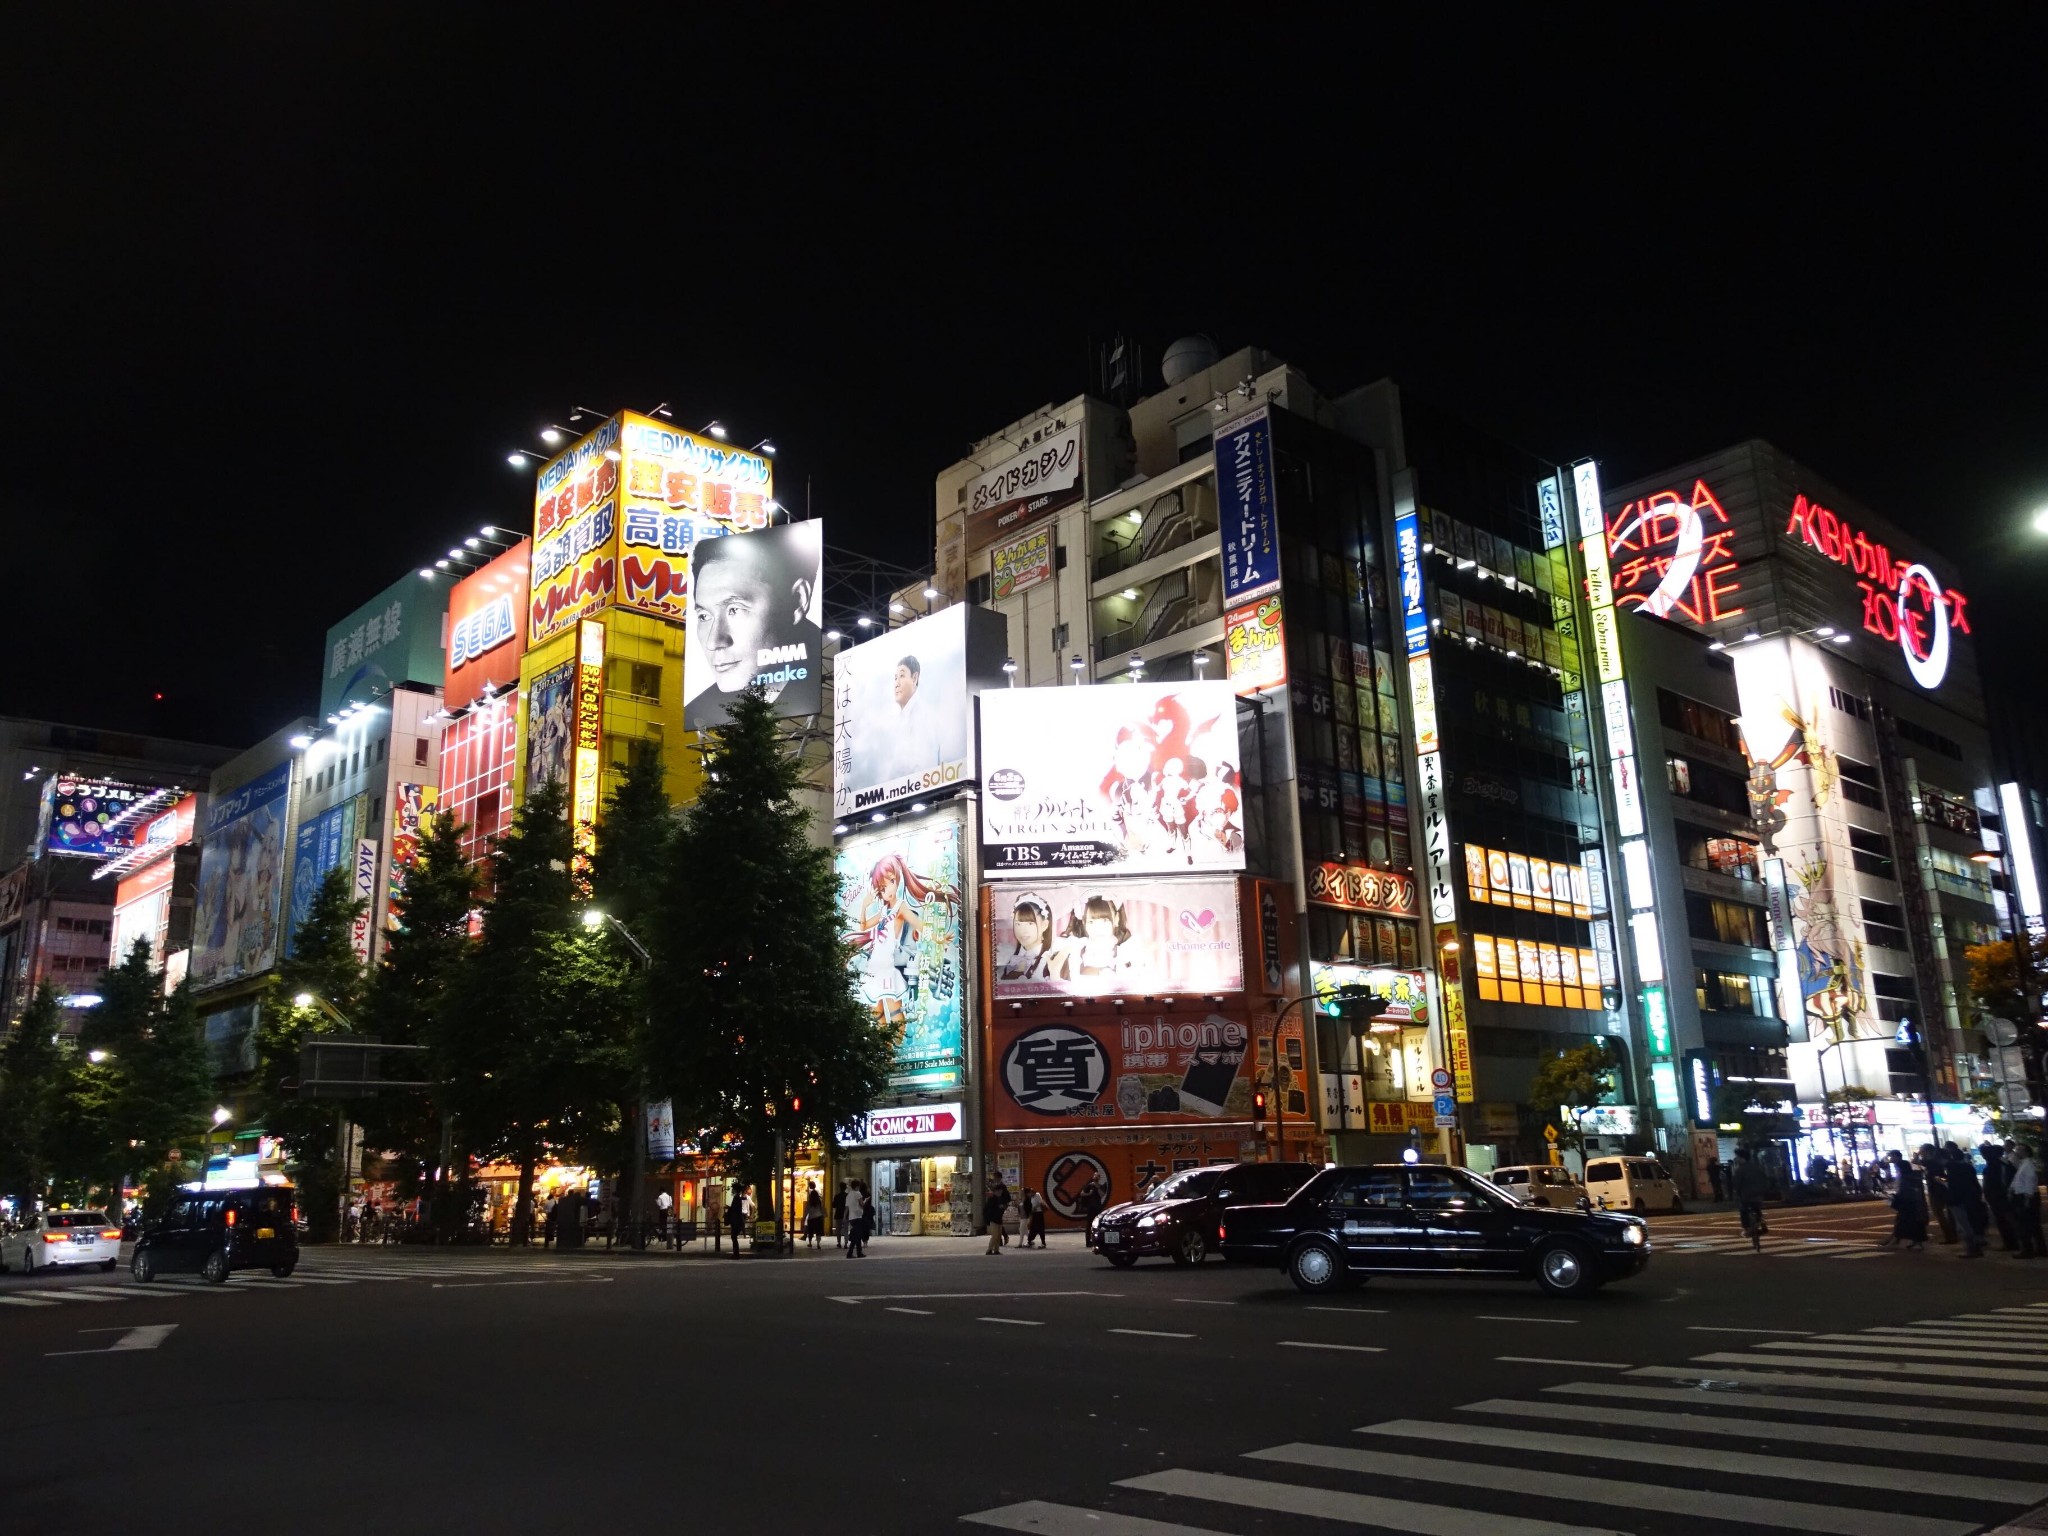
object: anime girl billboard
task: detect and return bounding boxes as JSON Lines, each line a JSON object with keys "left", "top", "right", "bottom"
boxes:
{"left": 989, "top": 877, "right": 1243, "bottom": 1000}
{"left": 835, "top": 808, "right": 966, "bottom": 1091}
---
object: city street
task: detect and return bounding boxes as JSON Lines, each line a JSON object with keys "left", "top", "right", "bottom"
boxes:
{"left": 5, "top": 1215, "right": 2048, "bottom": 1535}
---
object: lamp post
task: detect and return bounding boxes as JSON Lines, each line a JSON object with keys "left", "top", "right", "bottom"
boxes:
{"left": 1263, "top": 984, "right": 1387, "bottom": 1162}
{"left": 583, "top": 908, "right": 653, "bottom": 1249}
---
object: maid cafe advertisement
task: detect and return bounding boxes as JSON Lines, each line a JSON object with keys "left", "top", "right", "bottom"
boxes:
{"left": 834, "top": 806, "right": 966, "bottom": 1094}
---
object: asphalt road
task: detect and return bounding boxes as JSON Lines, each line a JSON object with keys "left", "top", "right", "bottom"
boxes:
{"left": 4, "top": 1206, "right": 2047, "bottom": 1536}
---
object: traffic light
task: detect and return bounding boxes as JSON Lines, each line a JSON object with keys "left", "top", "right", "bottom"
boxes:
{"left": 1320, "top": 983, "right": 1391, "bottom": 1022}
{"left": 1253, "top": 1087, "right": 1269, "bottom": 1125}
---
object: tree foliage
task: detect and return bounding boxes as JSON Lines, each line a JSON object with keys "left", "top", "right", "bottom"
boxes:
{"left": 645, "top": 688, "right": 891, "bottom": 1197}
{"left": 1526, "top": 1039, "right": 1622, "bottom": 1154}
{"left": 0, "top": 986, "right": 68, "bottom": 1209}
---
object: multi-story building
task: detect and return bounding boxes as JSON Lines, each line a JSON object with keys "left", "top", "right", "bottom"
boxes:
{"left": 433, "top": 539, "right": 530, "bottom": 874}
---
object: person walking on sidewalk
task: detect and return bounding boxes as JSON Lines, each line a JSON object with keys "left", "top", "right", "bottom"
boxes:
{"left": 1982, "top": 1139, "right": 2019, "bottom": 1251}
{"left": 1920, "top": 1144, "right": 1957, "bottom": 1244}
{"left": 1944, "top": 1142, "right": 1988, "bottom": 1258}
{"left": 802, "top": 1182, "right": 823, "bottom": 1249}
{"left": 1023, "top": 1188, "right": 1048, "bottom": 1248}
{"left": 984, "top": 1180, "right": 1012, "bottom": 1255}
{"left": 1706, "top": 1160, "right": 1725, "bottom": 1202}
{"left": 1880, "top": 1150, "right": 1927, "bottom": 1248}
{"left": 2010, "top": 1144, "right": 2045, "bottom": 1258}
{"left": 843, "top": 1182, "right": 867, "bottom": 1257}
{"left": 724, "top": 1182, "right": 750, "bottom": 1257}
{"left": 833, "top": 1181, "right": 849, "bottom": 1249}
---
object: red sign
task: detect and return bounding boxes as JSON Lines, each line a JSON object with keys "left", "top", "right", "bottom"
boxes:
{"left": 1306, "top": 861, "right": 1418, "bottom": 918}
{"left": 868, "top": 1109, "right": 956, "bottom": 1139}
{"left": 445, "top": 542, "right": 531, "bottom": 712}
{"left": 1784, "top": 492, "right": 1971, "bottom": 687}
{"left": 1607, "top": 479, "right": 1745, "bottom": 623}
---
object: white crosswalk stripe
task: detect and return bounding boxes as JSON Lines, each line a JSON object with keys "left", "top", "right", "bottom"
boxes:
{"left": 0, "top": 1255, "right": 605, "bottom": 1309}
{"left": 959, "top": 1301, "right": 2048, "bottom": 1536}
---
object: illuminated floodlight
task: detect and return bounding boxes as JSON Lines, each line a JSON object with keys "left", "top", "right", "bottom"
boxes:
{"left": 2033, "top": 506, "right": 2048, "bottom": 535}
{"left": 289, "top": 734, "right": 313, "bottom": 750}
{"left": 1830, "top": 633, "right": 1851, "bottom": 644}
{"left": 1121, "top": 588, "right": 1140, "bottom": 601}
{"left": 1741, "top": 631, "right": 1762, "bottom": 643}
{"left": 889, "top": 601, "right": 906, "bottom": 614}
{"left": 581, "top": 908, "right": 606, "bottom": 930}
{"left": 1815, "top": 625, "right": 1836, "bottom": 638}
{"left": 870, "top": 812, "right": 885, "bottom": 823}
{"left": 465, "top": 537, "right": 481, "bottom": 549}
{"left": 856, "top": 615, "right": 874, "bottom": 629}
{"left": 923, "top": 587, "right": 939, "bottom": 601}
{"left": 418, "top": 569, "right": 434, "bottom": 578}
{"left": 911, "top": 802, "right": 928, "bottom": 813}
{"left": 541, "top": 428, "right": 562, "bottom": 445}
{"left": 824, "top": 630, "right": 841, "bottom": 642}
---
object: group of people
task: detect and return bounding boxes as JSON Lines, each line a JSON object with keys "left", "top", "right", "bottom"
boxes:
{"left": 1883, "top": 1139, "right": 2045, "bottom": 1256}
{"left": 980, "top": 1179, "right": 1050, "bottom": 1253}
{"left": 834, "top": 1178, "right": 879, "bottom": 1257}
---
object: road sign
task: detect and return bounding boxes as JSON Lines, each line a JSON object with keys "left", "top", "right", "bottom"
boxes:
{"left": 1543, "top": 1123, "right": 1559, "bottom": 1143}
{"left": 1430, "top": 1067, "right": 1453, "bottom": 1092}
{"left": 1433, "top": 1092, "right": 1457, "bottom": 1128}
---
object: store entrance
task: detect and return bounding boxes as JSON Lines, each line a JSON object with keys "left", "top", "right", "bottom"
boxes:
{"left": 870, "top": 1154, "right": 960, "bottom": 1235}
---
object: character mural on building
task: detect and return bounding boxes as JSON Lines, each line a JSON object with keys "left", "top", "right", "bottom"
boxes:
{"left": 835, "top": 813, "right": 965, "bottom": 1091}
{"left": 189, "top": 762, "right": 292, "bottom": 988}
{"left": 525, "top": 660, "right": 576, "bottom": 790}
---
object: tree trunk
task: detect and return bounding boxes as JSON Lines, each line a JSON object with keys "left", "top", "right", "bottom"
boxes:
{"left": 510, "top": 1141, "right": 537, "bottom": 1247}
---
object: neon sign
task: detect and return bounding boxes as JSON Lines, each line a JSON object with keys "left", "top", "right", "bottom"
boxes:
{"left": 1784, "top": 493, "right": 1970, "bottom": 689}
{"left": 1606, "top": 479, "right": 1744, "bottom": 623}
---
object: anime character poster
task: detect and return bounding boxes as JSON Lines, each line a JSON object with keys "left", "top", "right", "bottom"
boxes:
{"left": 990, "top": 877, "right": 1242, "bottom": 1000}
{"left": 190, "top": 761, "right": 292, "bottom": 987}
{"left": 835, "top": 808, "right": 965, "bottom": 1091}
{"left": 525, "top": 660, "right": 577, "bottom": 791}
{"left": 979, "top": 681, "right": 1245, "bottom": 877}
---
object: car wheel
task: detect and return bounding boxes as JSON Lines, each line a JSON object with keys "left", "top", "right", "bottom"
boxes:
{"left": 1534, "top": 1241, "right": 1599, "bottom": 1298}
{"left": 1103, "top": 1251, "right": 1138, "bottom": 1268}
{"left": 1287, "top": 1238, "right": 1347, "bottom": 1295}
{"left": 272, "top": 1262, "right": 296, "bottom": 1279}
{"left": 1631, "top": 1199, "right": 1646, "bottom": 1213}
{"left": 132, "top": 1250, "right": 156, "bottom": 1284}
{"left": 1669, "top": 1196, "right": 1685, "bottom": 1215}
{"left": 1170, "top": 1226, "right": 1207, "bottom": 1266}
{"left": 201, "top": 1248, "right": 231, "bottom": 1285}
{"left": 101, "top": 1259, "right": 117, "bottom": 1272}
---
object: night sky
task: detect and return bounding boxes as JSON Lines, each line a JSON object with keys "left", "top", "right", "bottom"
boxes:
{"left": 5, "top": 13, "right": 2042, "bottom": 750}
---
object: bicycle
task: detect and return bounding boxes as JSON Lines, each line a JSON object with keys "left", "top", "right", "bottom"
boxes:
{"left": 1739, "top": 1200, "right": 1767, "bottom": 1252}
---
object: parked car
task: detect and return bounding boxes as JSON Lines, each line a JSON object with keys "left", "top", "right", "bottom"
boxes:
{"left": 1582, "top": 1155, "right": 1685, "bottom": 1214}
{"left": 132, "top": 1187, "right": 299, "bottom": 1285}
{"left": 1490, "top": 1164, "right": 1588, "bottom": 1209}
{"left": 1, "top": 1209, "right": 123, "bottom": 1275}
{"left": 1089, "top": 1161, "right": 1317, "bottom": 1267}
{"left": 1220, "top": 1163, "right": 1649, "bottom": 1298}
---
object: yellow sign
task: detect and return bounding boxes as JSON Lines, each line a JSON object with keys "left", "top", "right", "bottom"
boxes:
{"left": 1407, "top": 653, "right": 1439, "bottom": 753}
{"left": 1590, "top": 603, "right": 1624, "bottom": 686}
{"left": 1582, "top": 530, "right": 1613, "bottom": 610}
{"left": 571, "top": 619, "right": 605, "bottom": 891}
{"left": 1543, "top": 1123, "right": 1559, "bottom": 1142}
{"left": 1439, "top": 958, "right": 1474, "bottom": 1102}
{"left": 1224, "top": 594, "right": 1288, "bottom": 696}
{"left": 991, "top": 522, "right": 1055, "bottom": 600}
{"left": 1366, "top": 1100, "right": 1437, "bottom": 1134}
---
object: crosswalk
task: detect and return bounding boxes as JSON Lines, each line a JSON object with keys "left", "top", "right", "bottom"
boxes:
{"left": 1649, "top": 1204, "right": 1946, "bottom": 1259}
{"left": 0, "top": 1255, "right": 606, "bottom": 1309}
{"left": 961, "top": 1301, "right": 2048, "bottom": 1535}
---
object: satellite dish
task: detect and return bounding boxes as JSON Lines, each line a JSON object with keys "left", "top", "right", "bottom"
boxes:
{"left": 1985, "top": 1017, "right": 2020, "bottom": 1048}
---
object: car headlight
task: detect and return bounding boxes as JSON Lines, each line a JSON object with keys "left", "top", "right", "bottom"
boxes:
{"left": 1623, "top": 1225, "right": 1645, "bottom": 1246}
{"left": 1136, "top": 1214, "right": 1160, "bottom": 1229}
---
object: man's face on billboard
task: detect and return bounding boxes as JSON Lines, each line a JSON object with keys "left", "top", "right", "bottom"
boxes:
{"left": 892, "top": 664, "right": 918, "bottom": 706}
{"left": 693, "top": 556, "right": 776, "bottom": 693}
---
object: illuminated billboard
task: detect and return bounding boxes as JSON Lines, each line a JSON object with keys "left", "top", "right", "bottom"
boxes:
{"left": 979, "top": 681, "right": 1244, "bottom": 877}
{"left": 445, "top": 541, "right": 530, "bottom": 711}
{"left": 190, "top": 761, "right": 292, "bottom": 988}
{"left": 525, "top": 659, "right": 576, "bottom": 791}
{"left": 830, "top": 605, "right": 1009, "bottom": 818}
{"left": 1223, "top": 594, "right": 1286, "bottom": 696}
{"left": 572, "top": 621, "right": 603, "bottom": 890}
{"left": 287, "top": 795, "right": 365, "bottom": 956}
{"left": 680, "top": 520, "right": 825, "bottom": 733}
{"left": 990, "top": 522, "right": 1054, "bottom": 599}
{"left": 529, "top": 412, "right": 776, "bottom": 646}
{"left": 616, "top": 410, "right": 774, "bottom": 624}
{"left": 835, "top": 808, "right": 966, "bottom": 1092}
{"left": 320, "top": 571, "right": 450, "bottom": 718}
{"left": 40, "top": 775, "right": 156, "bottom": 860}
{"left": 386, "top": 783, "right": 439, "bottom": 928}
{"left": 990, "top": 876, "right": 1242, "bottom": 1000}
{"left": 986, "top": 1005, "right": 1259, "bottom": 1129}
{"left": 965, "top": 422, "right": 1083, "bottom": 555}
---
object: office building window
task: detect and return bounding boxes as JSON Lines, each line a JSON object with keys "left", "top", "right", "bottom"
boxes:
{"left": 1848, "top": 826, "right": 1895, "bottom": 881}
{"left": 1861, "top": 899, "right": 1908, "bottom": 950}
{"left": 1838, "top": 756, "right": 1885, "bottom": 810}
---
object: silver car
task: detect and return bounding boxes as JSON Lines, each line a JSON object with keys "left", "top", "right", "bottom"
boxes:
{"left": 2, "top": 1209, "right": 123, "bottom": 1275}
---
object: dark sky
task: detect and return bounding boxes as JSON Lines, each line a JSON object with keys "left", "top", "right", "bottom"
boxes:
{"left": 5, "top": 11, "right": 2042, "bottom": 750}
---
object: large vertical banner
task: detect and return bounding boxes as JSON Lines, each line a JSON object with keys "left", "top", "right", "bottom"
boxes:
{"left": 190, "top": 762, "right": 293, "bottom": 988}
{"left": 529, "top": 416, "right": 622, "bottom": 645}
{"left": 572, "top": 620, "right": 604, "bottom": 892}
{"left": 1216, "top": 408, "right": 1281, "bottom": 604}
{"left": 288, "top": 797, "right": 362, "bottom": 956}
{"left": 836, "top": 809, "right": 965, "bottom": 1092}
{"left": 525, "top": 660, "right": 577, "bottom": 791}
{"left": 386, "top": 783, "right": 439, "bottom": 930}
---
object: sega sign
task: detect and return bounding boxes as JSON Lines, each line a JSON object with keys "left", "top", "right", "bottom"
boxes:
{"left": 450, "top": 595, "right": 516, "bottom": 670}
{"left": 842, "top": 1102, "right": 964, "bottom": 1148}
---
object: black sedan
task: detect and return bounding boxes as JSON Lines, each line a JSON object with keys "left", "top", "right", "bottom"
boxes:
{"left": 1088, "top": 1161, "right": 1318, "bottom": 1267}
{"left": 1219, "top": 1163, "right": 1649, "bottom": 1297}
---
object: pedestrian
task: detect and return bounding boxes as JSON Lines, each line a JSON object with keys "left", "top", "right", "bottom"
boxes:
{"left": 984, "top": 1179, "right": 1012, "bottom": 1255}
{"left": 542, "top": 1195, "right": 560, "bottom": 1250}
{"left": 1880, "top": 1150, "right": 1927, "bottom": 1249}
{"left": 1983, "top": 1139, "right": 2020, "bottom": 1251}
{"left": 725, "top": 1181, "right": 749, "bottom": 1257}
{"left": 2010, "top": 1144, "right": 2045, "bottom": 1258}
{"left": 803, "top": 1182, "right": 824, "bottom": 1249}
{"left": 856, "top": 1179, "right": 877, "bottom": 1247}
{"left": 1707, "top": 1160, "right": 1725, "bottom": 1203}
{"left": 1025, "top": 1188, "right": 1048, "bottom": 1248}
{"left": 1944, "top": 1142, "right": 1988, "bottom": 1258}
{"left": 1920, "top": 1143, "right": 1957, "bottom": 1244}
{"left": 655, "top": 1187, "right": 673, "bottom": 1243}
{"left": 844, "top": 1181, "right": 866, "bottom": 1258}
{"left": 1076, "top": 1174, "right": 1106, "bottom": 1225}
{"left": 833, "top": 1181, "right": 849, "bottom": 1248}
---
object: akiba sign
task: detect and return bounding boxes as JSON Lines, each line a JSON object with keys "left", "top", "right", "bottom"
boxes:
{"left": 1784, "top": 493, "right": 1971, "bottom": 690}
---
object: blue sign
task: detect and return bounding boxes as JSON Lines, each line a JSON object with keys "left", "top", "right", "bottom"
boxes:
{"left": 1395, "top": 507, "right": 1428, "bottom": 657}
{"left": 1433, "top": 1092, "right": 1457, "bottom": 1118}
{"left": 287, "top": 800, "right": 356, "bottom": 957}
{"left": 1216, "top": 410, "right": 1281, "bottom": 603}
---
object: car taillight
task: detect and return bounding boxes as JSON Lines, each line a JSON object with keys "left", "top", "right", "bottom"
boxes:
{"left": 1217, "top": 1222, "right": 1228, "bottom": 1243}
{"left": 42, "top": 1232, "right": 67, "bottom": 1244}
{"left": 225, "top": 1208, "right": 237, "bottom": 1227}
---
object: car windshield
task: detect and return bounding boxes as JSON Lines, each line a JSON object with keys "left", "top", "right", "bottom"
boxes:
{"left": 1456, "top": 1171, "right": 1519, "bottom": 1207}
{"left": 1143, "top": 1168, "right": 1222, "bottom": 1203}
{"left": 47, "top": 1212, "right": 112, "bottom": 1229}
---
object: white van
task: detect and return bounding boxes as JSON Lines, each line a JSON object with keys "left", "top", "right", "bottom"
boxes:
{"left": 1489, "top": 1165, "right": 1587, "bottom": 1209}
{"left": 1582, "top": 1156, "right": 1684, "bottom": 1214}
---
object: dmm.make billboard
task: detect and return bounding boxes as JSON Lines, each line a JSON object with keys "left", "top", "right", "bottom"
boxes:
{"left": 830, "top": 605, "right": 1009, "bottom": 819}
{"left": 190, "top": 761, "right": 293, "bottom": 988}
{"left": 320, "top": 571, "right": 449, "bottom": 718}
{"left": 979, "top": 680, "right": 1245, "bottom": 877}
{"left": 836, "top": 807, "right": 966, "bottom": 1092}
{"left": 680, "top": 520, "right": 825, "bottom": 733}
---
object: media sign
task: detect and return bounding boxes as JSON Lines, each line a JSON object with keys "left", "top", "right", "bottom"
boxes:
{"left": 990, "top": 876, "right": 1243, "bottom": 1000}
{"left": 679, "top": 520, "right": 825, "bottom": 733}
{"left": 320, "top": 571, "right": 449, "bottom": 718}
{"left": 1783, "top": 491, "right": 1971, "bottom": 690}
{"left": 190, "top": 761, "right": 293, "bottom": 988}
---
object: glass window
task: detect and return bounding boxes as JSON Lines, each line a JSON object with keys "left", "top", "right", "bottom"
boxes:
{"left": 1329, "top": 1168, "right": 1407, "bottom": 1208}
{"left": 1405, "top": 1167, "right": 1487, "bottom": 1211}
{"left": 1583, "top": 1162, "right": 1620, "bottom": 1183}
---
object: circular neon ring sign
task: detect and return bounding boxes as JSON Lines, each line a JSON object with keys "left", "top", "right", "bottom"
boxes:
{"left": 1896, "top": 561, "right": 1951, "bottom": 690}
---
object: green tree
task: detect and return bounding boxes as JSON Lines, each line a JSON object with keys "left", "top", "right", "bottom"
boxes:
{"left": 361, "top": 812, "right": 479, "bottom": 1229}
{"left": 591, "top": 743, "right": 676, "bottom": 933}
{"left": 75, "top": 940, "right": 217, "bottom": 1205}
{"left": 258, "top": 865, "right": 368, "bottom": 1240}
{"left": 445, "top": 776, "right": 633, "bottom": 1243}
{"left": 1527, "top": 1039, "right": 1622, "bottom": 1158}
{"left": 1967, "top": 936, "right": 2047, "bottom": 1100}
{"left": 646, "top": 688, "right": 891, "bottom": 1219}
{"left": 0, "top": 986, "right": 69, "bottom": 1209}
{"left": 1711, "top": 1079, "right": 1789, "bottom": 1152}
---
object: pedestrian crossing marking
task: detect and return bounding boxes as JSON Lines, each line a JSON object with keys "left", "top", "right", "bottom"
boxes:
{"left": 1244, "top": 1442, "right": 1977, "bottom": 1536}
{"left": 963, "top": 1502, "right": 1234, "bottom": 1535}
{"left": 1631, "top": 1362, "right": 2048, "bottom": 1406}
{"left": 1549, "top": 1379, "right": 2048, "bottom": 1433}
{"left": 1117, "top": 1468, "right": 1629, "bottom": 1536}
